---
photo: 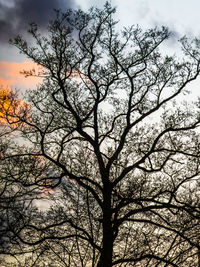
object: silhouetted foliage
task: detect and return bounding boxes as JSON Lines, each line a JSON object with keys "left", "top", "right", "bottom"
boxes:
{"left": 2, "top": 2, "right": 200, "bottom": 266}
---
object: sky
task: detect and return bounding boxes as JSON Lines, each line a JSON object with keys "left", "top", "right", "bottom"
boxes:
{"left": 1, "top": 0, "right": 200, "bottom": 92}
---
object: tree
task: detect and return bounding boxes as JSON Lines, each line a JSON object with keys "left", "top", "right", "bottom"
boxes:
{"left": 0, "top": 88, "right": 36, "bottom": 266}
{"left": 2, "top": 2, "right": 200, "bottom": 266}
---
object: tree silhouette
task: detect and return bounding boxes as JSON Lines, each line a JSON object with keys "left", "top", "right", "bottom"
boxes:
{"left": 2, "top": 3, "right": 200, "bottom": 266}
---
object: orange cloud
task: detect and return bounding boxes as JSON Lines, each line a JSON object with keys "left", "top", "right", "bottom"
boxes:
{"left": 0, "top": 61, "right": 40, "bottom": 89}
{"left": 0, "top": 87, "right": 30, "bottom": 127}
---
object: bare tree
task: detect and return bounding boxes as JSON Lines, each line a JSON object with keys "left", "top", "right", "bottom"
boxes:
{"left": 2, "top": 2, "right": 200, "bottom": 266}
{"left": 0, "top": 88, "right": 29, "bottom": 264}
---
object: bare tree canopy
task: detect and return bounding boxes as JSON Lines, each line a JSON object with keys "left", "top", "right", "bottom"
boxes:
{"left": 1, "top": 2, "right": 200, "bottom": 266}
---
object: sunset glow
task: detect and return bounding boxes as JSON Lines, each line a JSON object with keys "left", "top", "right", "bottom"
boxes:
{"left": 41, "top": 182, "right": 55, "bottom": 196}
{"left": 0, "top": 60, "right": 39, "bottom": 126}
{"left": 0, "top": 87, "right": 29, "bottom": 127}
{"left": 0, "top": 61, "right": 40, "bottom": 89}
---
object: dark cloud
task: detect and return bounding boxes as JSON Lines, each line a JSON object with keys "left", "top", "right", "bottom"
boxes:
{"left": 0, "top": 0, "right": 77, "bottom": 43}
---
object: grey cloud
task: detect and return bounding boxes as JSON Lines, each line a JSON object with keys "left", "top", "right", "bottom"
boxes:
{"left": 0, "top": 0, "right": 77, "bottom": 43}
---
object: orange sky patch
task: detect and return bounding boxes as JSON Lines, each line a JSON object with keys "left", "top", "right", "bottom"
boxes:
{"left": 0, "top": 87, "right": 30, "bottom": 127}
{"left": 0, "top": 61, "right": 40, "bottom": 89}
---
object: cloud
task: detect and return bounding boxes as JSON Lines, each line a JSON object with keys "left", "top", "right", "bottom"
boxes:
{"left": 0, "top": 0, "right": 77, "bottom": 43}
{"left": 0, "top": 61, "right": 40, "bottom": 89}
{"left": 136, "top": 0, "right": 150, "bottom": 19}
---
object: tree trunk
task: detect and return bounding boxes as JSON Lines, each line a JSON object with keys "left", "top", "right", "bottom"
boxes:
{"left": 97, "top": 185, "right": 113, "bottom": 267}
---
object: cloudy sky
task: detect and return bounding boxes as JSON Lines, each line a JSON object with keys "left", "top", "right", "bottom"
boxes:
{"left": 1, "top": 0, "right": 200, "bottom": 90}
